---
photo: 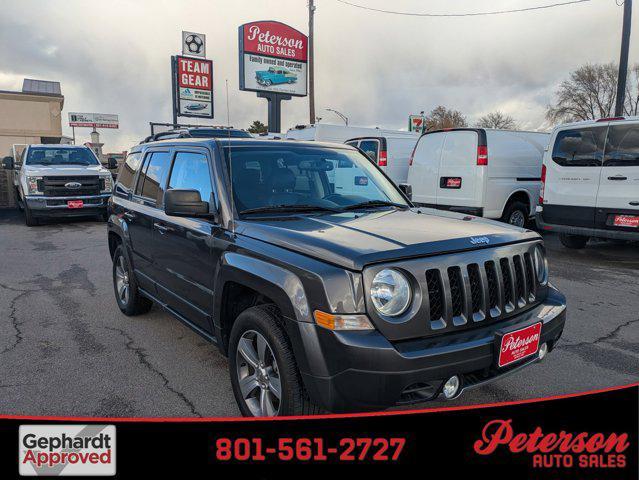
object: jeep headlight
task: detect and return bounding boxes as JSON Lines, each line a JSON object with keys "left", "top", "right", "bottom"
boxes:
{"left": 533, "top": 245, "right": 548, "bottom": 285}
{"left": 100, "top": 175, "right": 113, "bottom": 193}
{"left": 26, "top": 176, "right": 43, "bottom": 195}
{"left": 370, "top": 269, "right": 411, "bottom": 317}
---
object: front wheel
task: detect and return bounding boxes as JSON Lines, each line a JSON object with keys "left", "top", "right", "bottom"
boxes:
{"left": 559, "top": 233, "right": 589, "bottom": 249}
{"left": 229, "top": 305, "right": 322, "bottom": 417}
{"left": 24, "top": 205, "right": 39, "bottom": 226}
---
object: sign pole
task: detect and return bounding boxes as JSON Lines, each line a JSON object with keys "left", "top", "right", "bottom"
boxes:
{"left": 171, "top": 56, "right": 178, "bottom": 126}
{"left": 614, "top": 0, "right": 632, "bottom": 117}
{"left": 258, "top": 92, "right": 292, "bottom": 133}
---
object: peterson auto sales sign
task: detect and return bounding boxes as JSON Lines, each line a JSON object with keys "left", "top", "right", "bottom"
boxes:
{"left": 239, "top": 21, "right": 308, "bottom": 97}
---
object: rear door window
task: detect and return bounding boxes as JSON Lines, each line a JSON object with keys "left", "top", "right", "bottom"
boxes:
{"left": 603, "top": 124, "right": 639, "bottom": 166}
{"left": 135, "top": 151, "right": 172, "bottom": 205}
{"left": 359, "top": 139, "right": 380, "bottom": 162}
{"left": 552, "top": 127, "right": 606, "bottom": 167}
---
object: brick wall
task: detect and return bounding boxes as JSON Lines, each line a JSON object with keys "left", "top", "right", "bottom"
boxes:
{"left": 0, "top": 170, "right": 14, "bottom": 208}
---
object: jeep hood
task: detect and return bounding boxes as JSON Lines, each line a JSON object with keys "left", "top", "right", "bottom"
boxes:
{"left": 236, "top": 208, "right": 540, "bottom": 270}
{"left": 22, "top": 165, "right": 109, "bottom": 176}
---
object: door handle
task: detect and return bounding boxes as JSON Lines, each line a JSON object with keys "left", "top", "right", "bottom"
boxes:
{"left": 153, "top": 223, "right": 173, "bottom": 234}
{"left": 608, "top": 175, "right": 628, "bottom": 181}
{"left": 630, "top": 201, "right": 639, "bottom": 206}
{"left": 123, "top": 212, "right": 136, "bottom": 220}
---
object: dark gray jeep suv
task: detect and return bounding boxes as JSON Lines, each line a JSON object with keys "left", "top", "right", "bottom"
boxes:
{"left": 107, "top": 138, "right": 566, "bottom": 417}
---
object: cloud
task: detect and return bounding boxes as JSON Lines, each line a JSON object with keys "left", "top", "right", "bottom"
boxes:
{"left": 0, "top": 0, "right": 633, "bottom": 150}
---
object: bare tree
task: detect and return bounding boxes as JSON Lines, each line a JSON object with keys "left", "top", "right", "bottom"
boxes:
{"left": 546, "top": 63, "right": 639, "bottom": 123}
{"left": 426, "top": 106, "right": 467, "bottom": 131}
{"left": 476, "top": 111, "right": 518, "bottom": 129}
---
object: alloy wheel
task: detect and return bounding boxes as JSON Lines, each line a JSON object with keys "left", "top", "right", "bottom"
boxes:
{"left": 236, "top": 330, "right": 281, "bottom": 417}
{"left": 114, "top": 255, "right": 130, "bottom": 305}
{"left": 509, "top": 210, "right": 526, "bottom": 227}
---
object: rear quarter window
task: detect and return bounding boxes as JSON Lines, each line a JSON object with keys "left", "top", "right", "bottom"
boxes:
{"left": 551, "top": 127, "right": 606, "bottom": 167}
{"left": 115, "top": 152, "right": 143, "bottom": 195}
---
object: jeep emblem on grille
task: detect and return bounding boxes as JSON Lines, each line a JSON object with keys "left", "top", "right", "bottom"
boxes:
{"left": 470, "top": 236, "right": 490, "bottom": 245}
{"left": 64, "top": 182, "right": 82, "bottom": 189}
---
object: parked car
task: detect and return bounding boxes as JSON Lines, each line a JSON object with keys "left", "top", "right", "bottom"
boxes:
{"left": 406, "top": 128, "right": 550, "bottom": 226}
{"left": 256, "top": 66, "right": 297, "bottom": 86}
{"left": 107, "top": 138, "right": 566, "bottom": 417}
{"left": 286, "top": 124, "right": 420, "bottom": 186}
{"left": 536, "top": 116, "right": 639, "bottom": 248}
{"left": 2, "top": 144, "right": 115, "bottom": 226}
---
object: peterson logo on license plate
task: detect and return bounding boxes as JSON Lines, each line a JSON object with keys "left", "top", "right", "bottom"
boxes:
{"left": 67, "top": 200, "right": 84, "bottom": 209}
{"left": 498, "top": 322, "right": 542, "bottom": 368}
{"left": 613, "top": 215, "right": 639, "bottom": 228}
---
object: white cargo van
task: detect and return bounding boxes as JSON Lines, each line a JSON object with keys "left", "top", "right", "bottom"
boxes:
{"left": 286, "top": 124, "right": 419, "bottom": 185}
{"left": 406, "top": 128, "right": 550, "bottom": 226}
{"left": 536, "top": 117, "right": 639, "bottom": 248}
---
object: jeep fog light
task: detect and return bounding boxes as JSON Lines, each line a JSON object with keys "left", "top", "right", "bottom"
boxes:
{"left": 370, "top": 269, "right": 411, "bottom": 317}
{"left": 314, "top": 310, "right": 374, "bottom": 331}
{"left": 443, "top": 375, "right": 460, "bottom": 399}
{"left": 538, "top": 342, "right": 548, "bottom": 360}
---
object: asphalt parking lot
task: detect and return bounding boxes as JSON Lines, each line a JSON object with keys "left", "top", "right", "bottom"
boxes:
{"left": 0, "top": 209, "right": 637, "bottom": 417}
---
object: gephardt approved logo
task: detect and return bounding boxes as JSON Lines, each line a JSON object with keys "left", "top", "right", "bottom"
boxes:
{"left": 19, "top": 425, "right": 115, "bottom": 476}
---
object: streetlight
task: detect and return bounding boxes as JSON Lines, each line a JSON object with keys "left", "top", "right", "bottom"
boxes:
{"left": 325, "top": 108, "right": 348, "bottom": 126}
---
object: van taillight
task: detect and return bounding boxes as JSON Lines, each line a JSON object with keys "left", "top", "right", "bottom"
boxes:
{"left": 477, "top": 145, "right": 488, "bottom": 165}
{"left": 539, "top": 164, "right": 547, "bottom": 204}
{"left": 378, "top": 150, "right": 388, "bottom": 167}
{"left": 408, "top": 143, "right": 418, "bottom": 166}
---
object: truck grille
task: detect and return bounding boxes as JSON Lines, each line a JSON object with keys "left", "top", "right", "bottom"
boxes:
{"left": 41, "top": 176, "right": 101, "bottom": 197}
{"left": 365, "top": 242, "right": 546, "bottom": 340}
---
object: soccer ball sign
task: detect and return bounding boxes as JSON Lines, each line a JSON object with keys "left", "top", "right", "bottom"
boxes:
{"left": 185, "top": 35, "right": 203, "bottom": 53}
{"left": 182, "top": 31, "right": 206, "bottom": 58}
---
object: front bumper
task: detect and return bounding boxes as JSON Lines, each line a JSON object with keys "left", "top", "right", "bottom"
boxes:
{"left": 293, "top": 285, "right": 566, "bottom": 413}
{"left": 25, "top": 194, "right": 110, "bottom": 217}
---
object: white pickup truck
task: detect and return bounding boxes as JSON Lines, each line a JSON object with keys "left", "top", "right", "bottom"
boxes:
{"left": 2, "top": 144, "right": 115, "bottom": 226}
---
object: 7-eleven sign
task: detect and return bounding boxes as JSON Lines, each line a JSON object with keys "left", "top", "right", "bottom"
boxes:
{"left": 409, "top": 115, "right": 425, "bottom": 133}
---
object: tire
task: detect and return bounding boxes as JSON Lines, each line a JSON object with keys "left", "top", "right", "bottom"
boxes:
{"left": 112, "top": 245, "right": 153, "bottom": 315}
{"left": 264, "top": 80, "right": 272, "bottom": 87}
{"left": 24, "top": 205, "right": 39, "bottom": 226}
{"left": 228, "top": 305, "right": 323, "bottom": 417}
{"left": 559, "top": 233, "right": 589, "bottom": 249}
{"left": 501, "top": 201, "right": 528, "bottom": 228}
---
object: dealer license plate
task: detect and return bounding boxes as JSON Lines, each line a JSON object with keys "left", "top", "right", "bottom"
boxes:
{"left": 67, "top": 200, "right": 84, "bottom": 209}
{"left": 498, "top": 322, "right": 542, "bottom": 368}
{"left": 613, "top": 215, "right": 639, "bottom": 228}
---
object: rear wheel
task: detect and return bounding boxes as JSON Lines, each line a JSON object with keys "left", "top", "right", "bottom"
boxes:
{"left": 112, "top": 245, "right": 152, "bottom": 315}
{"left": 229, "top": 305, "right": 322, "bottom": 417}
{"left": 502, "top": 201, "right": 528, "bottom": 228}
{"left": 559, "top": 233, "right": 589, "bottom": 249}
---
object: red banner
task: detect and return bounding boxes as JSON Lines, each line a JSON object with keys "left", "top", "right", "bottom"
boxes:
{"left": 241, "top": 21, "right": 308, "bottom": 62}
{"left": 177, "top": 56, "right": 213, "bottom": 90}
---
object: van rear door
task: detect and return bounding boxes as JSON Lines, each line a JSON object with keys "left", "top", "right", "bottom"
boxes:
{"left": 541, "top": 126, "right": 606, "bottom": 228}
{"left": 407, "top": 131, "right": 445, "bottom": 206}
{"left": 436, "top": 130, "right": 481, "bottom": 209}
{"left": 595, "top": 120, "right": 639, "bottom": 231}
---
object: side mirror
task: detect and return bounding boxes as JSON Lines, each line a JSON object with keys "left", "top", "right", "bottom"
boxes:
{"left": 2, "top": 156, "right": 14, "bottom": 170}
{"left": 398, "top": 183, "right": 412, "bottom": 201}
{"left": 107, "top": 158, "right": 118, "bottom": 169}
{"left": 164, "top": 189, "right": 212, "bottom": 218}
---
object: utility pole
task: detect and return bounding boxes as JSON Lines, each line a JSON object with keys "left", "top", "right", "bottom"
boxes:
{"left": 615, "top": 0, "right": 632, "bottom": 117}
{"left": 308, "top": 0, "right": 316, "bottom": 124}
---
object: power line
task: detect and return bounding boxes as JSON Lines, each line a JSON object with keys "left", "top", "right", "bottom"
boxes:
{"left": 335, "top": 0, "right": 592, "bottom": 17}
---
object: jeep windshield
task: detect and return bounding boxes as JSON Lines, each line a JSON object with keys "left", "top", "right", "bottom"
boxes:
{"left": 222, "top": 145, "right": 409, "bottom": 216}
{"left": 25, "top": 148, "right": 100, "bottom": 166}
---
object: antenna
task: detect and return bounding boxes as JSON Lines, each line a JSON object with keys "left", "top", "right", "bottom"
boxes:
{"left": 226, "top": 79, "right": 236, "bottom": 236}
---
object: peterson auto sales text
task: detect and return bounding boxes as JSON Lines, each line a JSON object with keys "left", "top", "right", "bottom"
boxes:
{"left": 474, "top": 419, "right": 629, "bottom": 469}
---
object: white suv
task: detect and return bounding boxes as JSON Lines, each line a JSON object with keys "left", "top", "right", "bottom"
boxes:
{"left": 536, "top": 117, "right": 639, "bottom": 248}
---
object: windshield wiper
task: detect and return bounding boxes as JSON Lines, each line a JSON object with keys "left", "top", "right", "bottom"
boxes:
{"left": 240, "top": 204, "right": 343, "bottom": 215}
{"left": 342, "top": 200, "right": 409, "bottom": 211}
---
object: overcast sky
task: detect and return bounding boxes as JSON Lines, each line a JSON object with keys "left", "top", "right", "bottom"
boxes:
{"left": 0, "top": 0, "right": 636, "bottom": 152}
